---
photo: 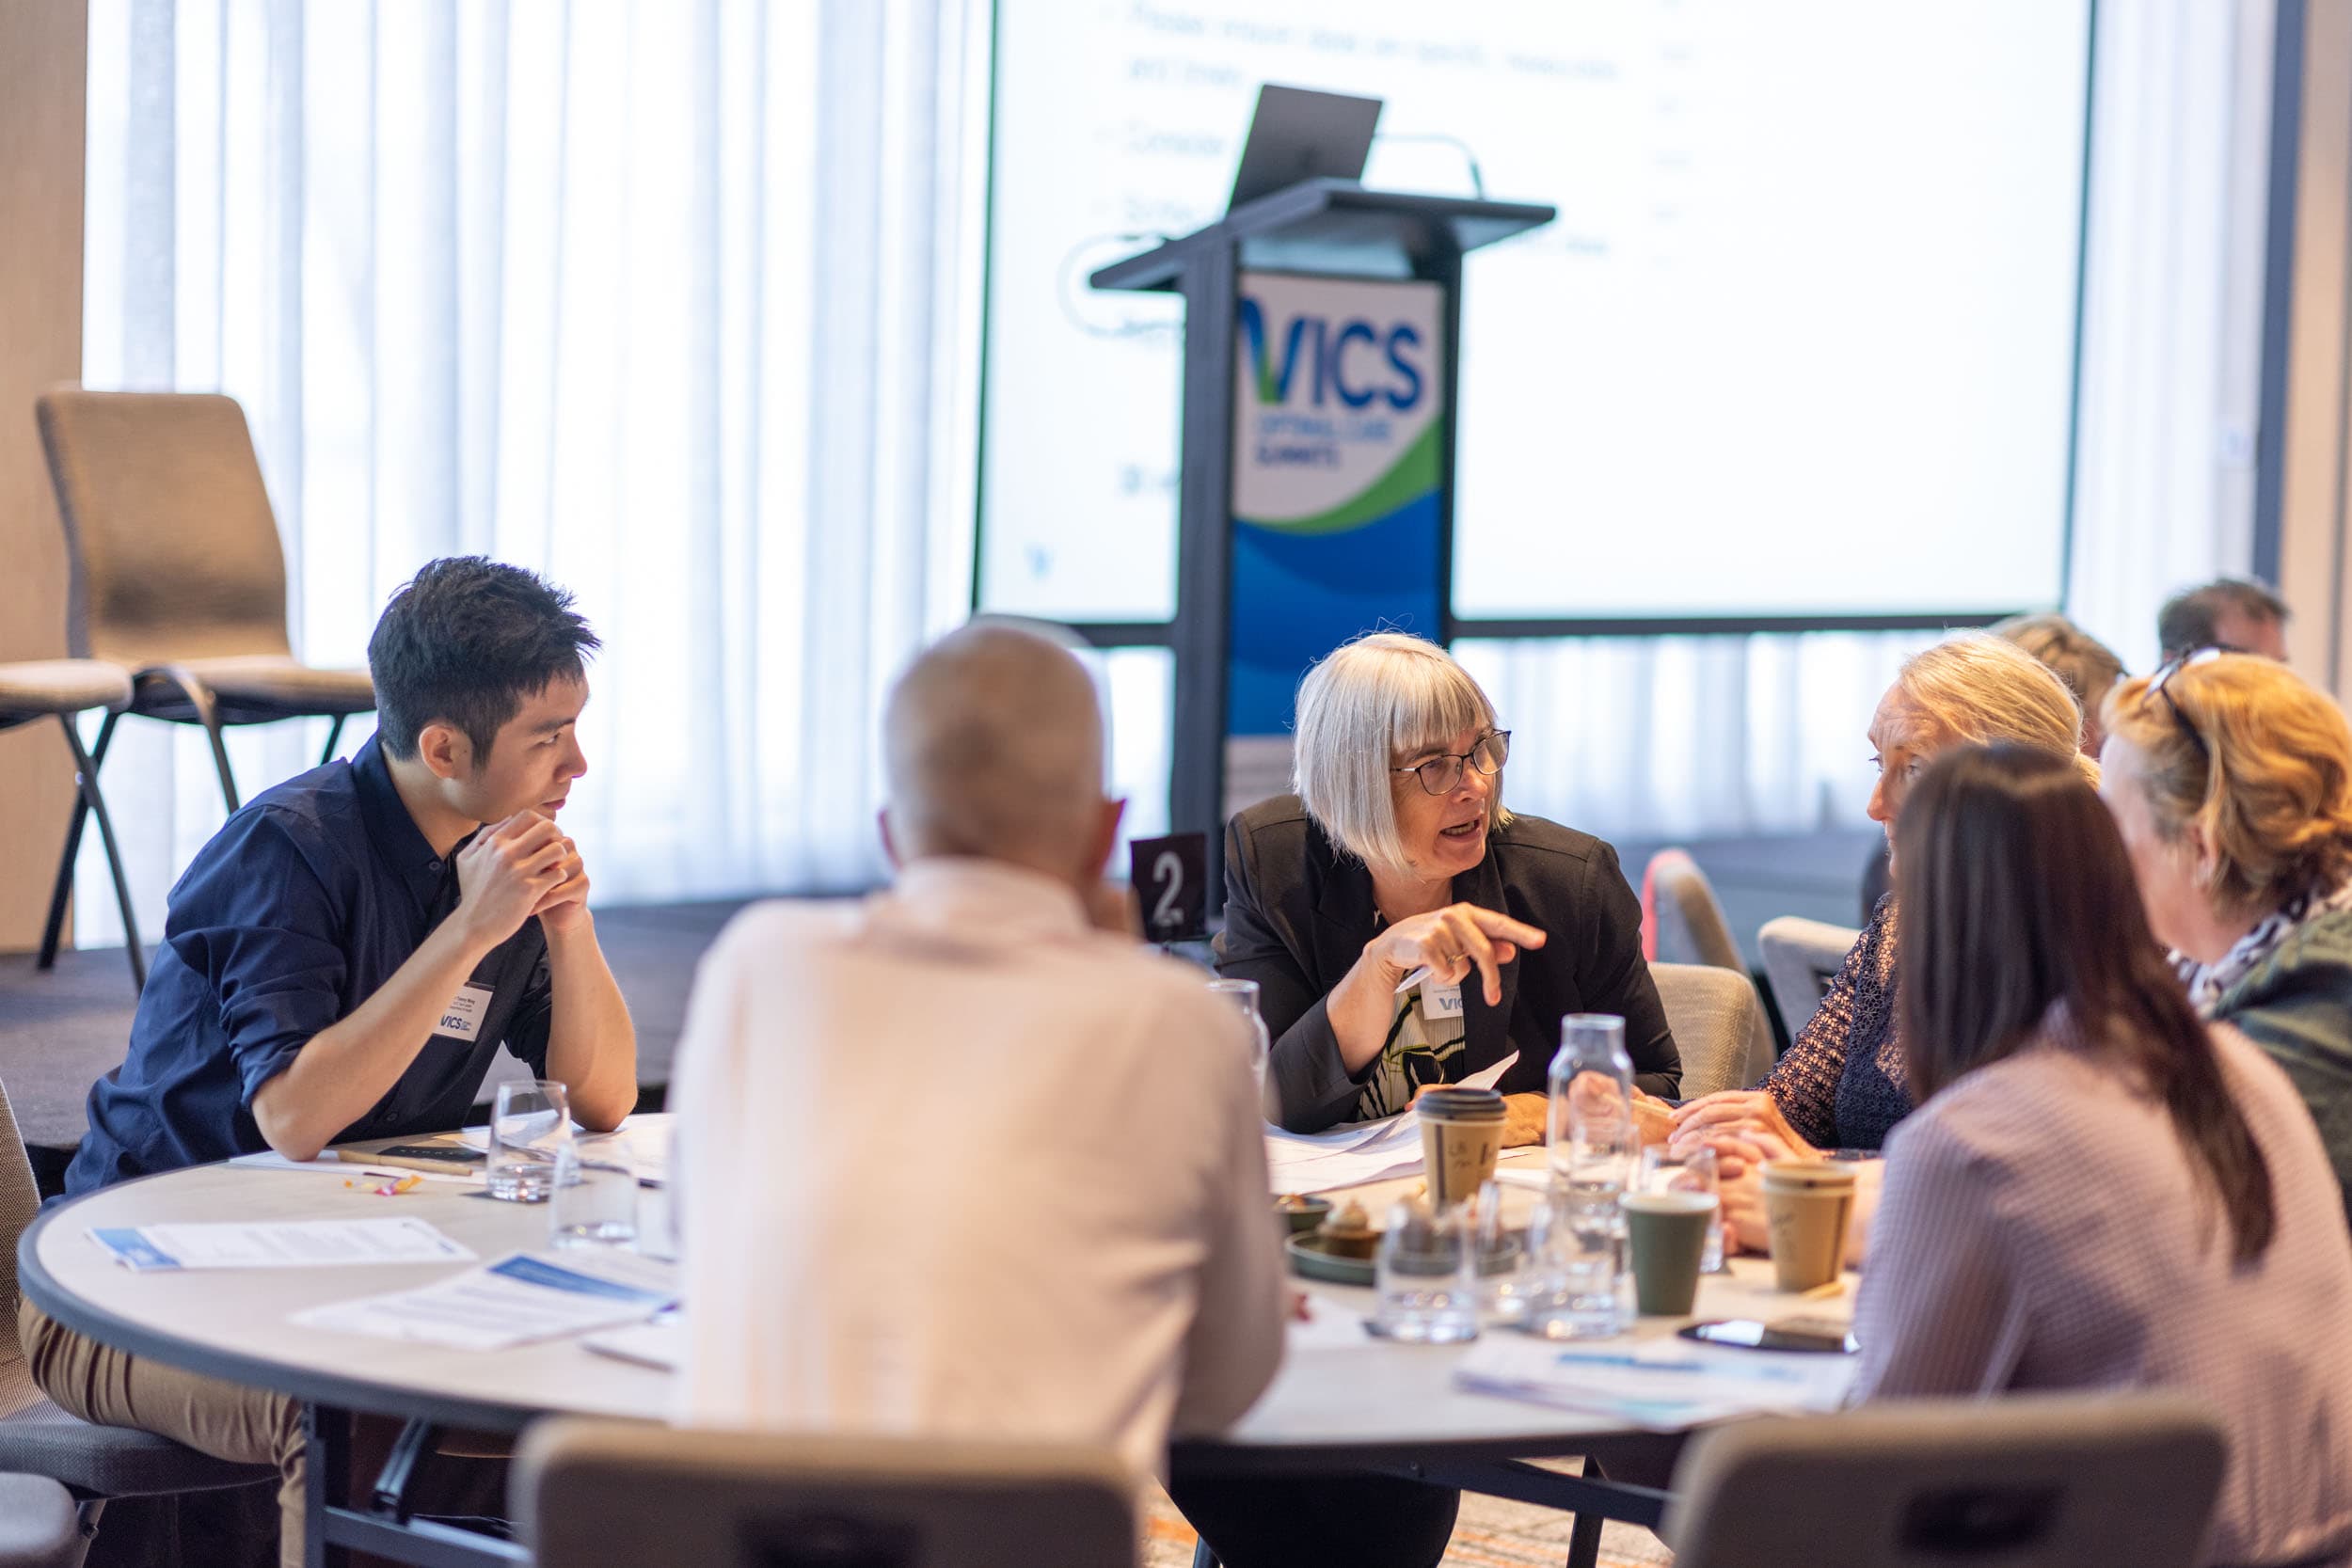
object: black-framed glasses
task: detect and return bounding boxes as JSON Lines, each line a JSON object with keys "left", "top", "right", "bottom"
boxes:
{"left": 1393, "top": 731, "right": 1511, "bottom": 796}
{"left": 2144, "top": 646, "right": 2227, "bottom": 767}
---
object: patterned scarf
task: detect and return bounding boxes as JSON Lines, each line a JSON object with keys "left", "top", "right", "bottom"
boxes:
{"left": 2175, "top": 878, "right": 2352, "bottom": 1015}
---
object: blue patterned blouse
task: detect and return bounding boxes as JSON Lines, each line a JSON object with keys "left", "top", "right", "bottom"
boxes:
{"left": 1757, "top": 896, "right": 1912, "bottom": 1152}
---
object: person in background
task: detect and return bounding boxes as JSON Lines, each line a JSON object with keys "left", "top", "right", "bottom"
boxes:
{"left": 1666, "top": 635, "right": 2092, "bottom": 1177}
{"left": 25, "top": 558, "right": 636, "bottom": 1568}
{"left": 2101, "top": 651, "right": 2352, "bottom": 1220}
{"left": 1851, "top": 743, "right": 2352, "bottom": 1568}
{"left": 2159, "top": 578, "right": 2291, "bottom": 663}
{"left": 1217, "top": 631, "right": 1678, "bottom": 1146}
{"left": 672, "top": 622, "right": 1282, "bottom": 1481}
{"left": 1860, "top": 614, "right": 2123, "bottom": 913}
{"left": 1992, "top": 612, "right": 2126, "bottom": 756}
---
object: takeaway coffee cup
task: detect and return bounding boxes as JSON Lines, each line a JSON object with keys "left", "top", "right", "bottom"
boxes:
{"left": 1623, "top": 1189, "right": 1718, "bottom": 1315}
{"left": 1761, "top": 1161, "right": 1859, "bottom": 1291}
{"left": 1417, "top": 1087, "right": 1507, "bottom": 1211}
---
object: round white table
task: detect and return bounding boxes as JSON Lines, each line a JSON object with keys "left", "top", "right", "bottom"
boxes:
{"left": 20, "top": 1134, "right": 1856, "bottom": 1568}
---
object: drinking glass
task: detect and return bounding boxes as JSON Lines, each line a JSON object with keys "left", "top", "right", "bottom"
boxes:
{"left": 1206, "top": 978, "right": 1272, "bottom": 1095}
{"left": 550, "top": 1148, "right": 639, "bottom": 1250}
{"left": 1520, "top": 1164, "right": 1627, "bottom": 1340}
{"left": 1640, "top": 1143, "right": 1724, "bottom": 1274}
{"left": 485, "top": 1080, "right": 571, "bottom": 1202}
{"left": 1374, "top": 1199, "right": 1479, "bottom": 1343}
{"left": 1470, "top": 1180, "right": 1539, "bottom": 1321}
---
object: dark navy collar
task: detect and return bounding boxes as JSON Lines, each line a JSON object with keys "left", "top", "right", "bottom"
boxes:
{"left": 350, "top": 734, "right": 462, "bottom": 914}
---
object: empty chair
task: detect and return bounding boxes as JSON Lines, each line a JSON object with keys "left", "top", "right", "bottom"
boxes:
{"left": 1643, "top": 850, "right": 1774, "bottom": 1083}
{"left": 0, "top": 1474, "right": 79, "bottom": 1568}
{"left": 1650, "top": 962, "right": 1767, "bottom": 1101}
{"left": 0, "top": 662, "right": 143, "bottom": 990}
{"left": 1757, "top": 915, "right": 1863, "bottom": 1044}
{"left": 0, "top": 1070, "right": 276, "bottom": 1547}
{"left": 1661, "top": 1393, "right": 2227, "bottom": 1568}
{"left": 515, "top": 1421, "right": 1136, "bottom": 1568}
{"left": 34, "top": 390, "right": 376, "bottom": 975}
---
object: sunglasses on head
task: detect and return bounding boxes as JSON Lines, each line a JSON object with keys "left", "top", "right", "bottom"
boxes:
{"left": 2143, "top": 645, "right": 2228, "bottom": 766}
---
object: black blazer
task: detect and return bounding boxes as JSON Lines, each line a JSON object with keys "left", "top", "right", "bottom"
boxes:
{"left": 1214, "top": 795, "right": 1680, "bottom": 1132}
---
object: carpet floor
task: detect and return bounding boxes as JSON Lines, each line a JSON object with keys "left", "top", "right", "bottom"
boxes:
{"left": 1137, "top": 1481, "right": 1674, "bottom": 1567}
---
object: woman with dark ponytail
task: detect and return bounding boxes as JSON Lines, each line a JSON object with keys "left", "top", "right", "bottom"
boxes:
{"left": 1851, "top": 744, "right": 2352, "bottom": 1568}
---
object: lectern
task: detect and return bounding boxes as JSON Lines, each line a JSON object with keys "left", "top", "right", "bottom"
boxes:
{"left": 1091, "top": 178, "right": 1554, "bottom": 888}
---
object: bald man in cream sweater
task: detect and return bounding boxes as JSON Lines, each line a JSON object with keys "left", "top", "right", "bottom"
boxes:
{"left": 670, "top": 623, "right": 1284, "bottom": 1478}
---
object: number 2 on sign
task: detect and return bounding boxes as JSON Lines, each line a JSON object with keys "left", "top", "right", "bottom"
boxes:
{"left": 1126, "top": 831, "right": 1206, "bottom": 942}
{"left": 1151, "top": 851, "right": 1184, "bottom": 931}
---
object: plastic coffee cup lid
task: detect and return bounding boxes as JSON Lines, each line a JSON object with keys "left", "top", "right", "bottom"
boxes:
{"left": 1418, "top": 1088, "right": 1505, "bottom": 1119}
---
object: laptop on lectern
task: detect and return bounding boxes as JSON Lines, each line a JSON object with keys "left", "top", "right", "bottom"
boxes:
{"left": 1227, "top": 85, "right": 1383, "bottom": 211}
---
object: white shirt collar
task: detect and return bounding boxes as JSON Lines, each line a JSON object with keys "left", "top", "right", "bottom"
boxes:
{"left": 873, "top": 857, "right": 1094, "bottom": 948}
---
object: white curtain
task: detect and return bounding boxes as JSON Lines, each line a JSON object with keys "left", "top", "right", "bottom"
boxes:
{"left": 73, "top": 0, "right": 2274, "bottom": 933}
{"left": 76, "top": 0, "right": 988, "bottom": 943}
{"left": 1457, "top": 1, "right": 2278, "bottom": 847}
{"left": 2066, "top": 0, "right": 2277, "bottom": 675}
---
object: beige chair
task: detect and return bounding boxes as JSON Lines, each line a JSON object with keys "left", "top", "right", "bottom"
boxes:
{"left": 34, "top": 390, "right": 376, "bottom": 974}
{"left": 1643, "top": 850, "right": 1774, "bottom": 1084}
{"left": 0, "top": 1070, "right": 277, "bottom": 1553}
{"left": 0, "top": 662, "right": 144, "bottom": 990}
{"left": 514, "top": 1421, "right": 1136, "bottom": 1568}
{"left": 1649, "top": 962, "right": 1766, "bottom": 1101}
{"left": 1661, "top": 1392, "right": 2226, "bottom": 1568}
{"left": 1757, "top": 915, "right": 1863, "bottom": 1044}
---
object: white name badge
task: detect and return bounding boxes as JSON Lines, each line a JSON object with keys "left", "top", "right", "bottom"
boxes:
{"left": 1420, "top": 978, "right": 1466, "bottom": 1021}
{"left": 435, "top": 983, "right": 495, "bottom": 1042}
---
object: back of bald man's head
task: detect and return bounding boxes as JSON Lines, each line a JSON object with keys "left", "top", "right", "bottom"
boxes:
{"left": 882, "top": 623, "right": 1108, "bottom": 875}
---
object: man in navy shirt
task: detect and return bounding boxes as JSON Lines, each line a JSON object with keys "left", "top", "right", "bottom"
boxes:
{"left": 24, "top": 558, "right": 637, "bottom": 1567}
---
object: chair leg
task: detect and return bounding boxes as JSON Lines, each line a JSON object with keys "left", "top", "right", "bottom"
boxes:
{"left": 195, "top": 702, "right": 238, "bottom": 814}
{"left": 149, "top": 665, "right": 239, "bottom": 813}
{"left": 37, "top": 709, "right": 118, "bottom": 972}
{"left": 319, "top": 714, "right": 346, "bottom": 767}
{"left": 56, "top": 714, "right": 146, "bottom": 993}
{"left": 67, "top": 1498, "right": 102, "bottom": 1568}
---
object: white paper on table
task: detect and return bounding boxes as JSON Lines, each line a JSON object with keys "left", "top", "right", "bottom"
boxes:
{"left": 293, "top": 1250, "right": 679, "bottom": 1352}
{"left": 1263, "top": 1052, "right": 1522, "bottom": 1193}
{"left": 225, "top": 1151, "right": 480, "bottom": 1185}
{"left": 1457, "top": 1052, "right": 1520, "bottom": 1092}
{"left": 1452, "top": 1333, "right": 1858, "bottom": 1431}
{"left": 1286, "top": 1299, "right": 1370, "bottom": 1352}
{"left": 87, "top": 1218, "right": 475, "bottom": 1273}
{"left": 582, "top": 1309, "right": 686, "bottom": 1371}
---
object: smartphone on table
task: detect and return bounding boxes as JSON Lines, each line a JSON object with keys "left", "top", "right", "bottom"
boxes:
{"left": 1678, "top": 1318, "right": 1858, "bottom": 1354}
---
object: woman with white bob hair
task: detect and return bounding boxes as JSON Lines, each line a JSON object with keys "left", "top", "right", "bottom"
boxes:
{"left": 1216, "top": 631, "right": 1678, "bottom": 1141}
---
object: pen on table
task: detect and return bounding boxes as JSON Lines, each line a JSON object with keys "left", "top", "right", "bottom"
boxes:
{"left": 1547, "top": 1351, "right": 1710, "bottom": 1373}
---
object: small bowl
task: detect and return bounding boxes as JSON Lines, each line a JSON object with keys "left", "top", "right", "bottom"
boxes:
{"left": 1287, "top": 1231, "right": 1377, "bottom": 1287}
{"left": 1273, "top": 1195, "right": 1333, "bottom": 1236}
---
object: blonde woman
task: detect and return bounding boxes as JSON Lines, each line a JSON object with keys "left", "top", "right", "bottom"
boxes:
{"left": 1993, "top": 611, "right": 2126, "bottom": 755}
{"left": 2101, "top": 650, "right": 2352, "bottom": 1214}
{"left": 1216, "top": 632, "right": 1677, "bottom": 1141}
{"left": 1672, "top": 634, "right": 2094, "bottom": 1164}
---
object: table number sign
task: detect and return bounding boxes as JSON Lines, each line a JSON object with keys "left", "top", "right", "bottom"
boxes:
{"left": 1129, "top": 832, "right": 1208, "bottom": 943}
